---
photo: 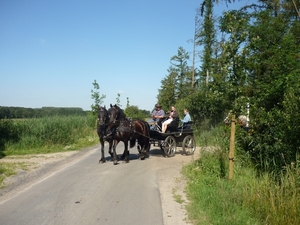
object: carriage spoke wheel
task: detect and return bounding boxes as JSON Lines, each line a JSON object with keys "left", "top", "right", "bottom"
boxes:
{"left": 182, "top": 135, "right": 196, "bottom": 155}
{"left": 164, "top": 136, "right": 177, "bottom": 157}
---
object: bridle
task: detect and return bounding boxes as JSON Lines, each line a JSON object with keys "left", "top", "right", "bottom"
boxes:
{"left": 108, "top": 106, "right": 120, "bottom": 125}
{"left": 98, "top": 108, "right": 109, "bottom": 129}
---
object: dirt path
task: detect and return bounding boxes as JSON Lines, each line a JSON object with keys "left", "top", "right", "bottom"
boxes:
{"left": 0, "top": 145, "right": 200, "bottom": 225}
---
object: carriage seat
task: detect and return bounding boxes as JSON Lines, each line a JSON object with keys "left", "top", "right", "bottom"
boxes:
{"left": 166, "top": 117, "right": 180, "bottom": 133}
{"left": 178, "top": 121, "right": 193, "bottom": 130}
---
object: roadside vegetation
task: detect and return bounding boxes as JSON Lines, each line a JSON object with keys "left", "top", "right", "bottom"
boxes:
{"left": 0, "top": 115, "right": 98, "bottom": 157}
{"left": 183, "top": 126, "right": 299, "bottom": 225}
{"left": 0, "top": 115, "right": 99, "bottom": 187}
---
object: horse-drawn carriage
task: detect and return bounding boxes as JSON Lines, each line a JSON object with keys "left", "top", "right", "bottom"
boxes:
{"left": 97, "top": 104, "right": 196, "bottom": 164}
{"left": 148, "top": 117, "right": 196, "bottom": 157}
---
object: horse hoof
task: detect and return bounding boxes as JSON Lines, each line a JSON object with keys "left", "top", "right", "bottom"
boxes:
{"left": 99, "top": 159, "right": 106, "bottom": 164}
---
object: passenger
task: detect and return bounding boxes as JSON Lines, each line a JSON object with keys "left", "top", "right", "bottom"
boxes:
{"left": 148, "top": 103, "right": 165, "bottom": 130}
{"left": 161, "top": 106, "right": 178, "bottom": 133}
{"left": 181, "top": 108, "right": 191, "bottom": 123}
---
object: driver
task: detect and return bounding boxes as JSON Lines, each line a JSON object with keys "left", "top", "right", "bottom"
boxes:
{"left": 148, "top": 103, "right": 165, "bottom": 130}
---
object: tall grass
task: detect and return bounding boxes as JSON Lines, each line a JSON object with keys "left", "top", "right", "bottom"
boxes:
{"left": 184, "top": 126, "right": 299, "bottom": 225}
{"left": 2, "top": 115, "right": 99, "bottom": 155}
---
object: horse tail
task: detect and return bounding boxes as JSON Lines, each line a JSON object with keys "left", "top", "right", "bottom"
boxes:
{"left": 130, "top": 138, "right": 136, "bottom": 148}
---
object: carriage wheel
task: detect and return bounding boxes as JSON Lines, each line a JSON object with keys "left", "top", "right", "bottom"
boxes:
{"left": 164, "top": 136, "right": 177, "bottom": 157}
{"left": 182, "top": 135, "right": 196, "bottom": 155}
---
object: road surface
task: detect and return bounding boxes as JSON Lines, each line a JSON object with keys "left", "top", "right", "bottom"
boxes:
{"left": 0, "top": 143, "right": 196, "bottom": 225}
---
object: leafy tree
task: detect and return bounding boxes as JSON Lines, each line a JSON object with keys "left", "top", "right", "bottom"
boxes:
{"left": 155, "top": 0, "right": 300, "bottom": 173}
{"left": 124, "top": 105, "right": 149, "bottom": 119}
{"left": 116, "top": 93, "right": 122, "bottom": 108}
{"left": 126, "top": 97, "right": 130, "bottom": 108}
{"left": 198, "top": 0, "right": 216, "bottom": 87}
{"left": 158, "top": 47, "right": 192, "bottom": 110}
{"left": 91, "top": 79, "right": 106, "bottom": 116}
{"left": 240, "top": 7, "right": 300, "bottom": 172}
{"left": 157, "top": 68, "right": 177, "bottom": 110}
{"left": 170, "top": 46, "right": 192, "bottom": 99}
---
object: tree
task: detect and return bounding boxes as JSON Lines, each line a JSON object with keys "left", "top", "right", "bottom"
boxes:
{"left": 126, "top": 97, "right": 130, "bottom": 108}
{"left": 198, "top": 0, "right": 216, "bottom": 87}
{"left": 116, "top": 93, "right": 122, "bottom": 108}
{"left": 91, "top": 80, "right": 106, "bottom": 116}
{"left": 219, "top": 9, "right": 251, "bottom": 111}
{"left": 170, "top": 46, "right": 192, "bottom": 99}
{"left": 124, "top": 105, "right": 150, "bottom": 119}
{"left": 158, "top": 47, "right": 193, "bottom": 110}
{"left": 157, "top": 68, "right": 177, "bottom": 110}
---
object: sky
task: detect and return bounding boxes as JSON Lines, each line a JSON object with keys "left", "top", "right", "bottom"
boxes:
{"left": 0, "top": 0, "right": 254, "bottom": 112}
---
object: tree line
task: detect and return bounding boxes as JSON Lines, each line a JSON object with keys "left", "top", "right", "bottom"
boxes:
{"left": 157, "top": 0, "right": 300, "bottom": 173}
{"left": 0, "top": 106, "right": 87, "bottom": 119}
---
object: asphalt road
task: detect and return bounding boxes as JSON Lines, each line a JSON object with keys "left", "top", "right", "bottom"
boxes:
{"left": 0, "top": 143, "right": 164, "bottom": 225}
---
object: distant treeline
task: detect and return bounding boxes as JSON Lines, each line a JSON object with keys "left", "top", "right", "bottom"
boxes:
{"left": 0, "top": 106, "right": 87, "bottom": 119}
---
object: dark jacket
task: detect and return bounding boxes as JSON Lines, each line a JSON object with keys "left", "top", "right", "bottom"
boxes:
{"left": 171, "top": 110, "right": 178, "bottom": 118}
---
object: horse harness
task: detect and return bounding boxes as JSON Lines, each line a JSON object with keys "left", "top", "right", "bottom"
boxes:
{"left": 116, "top": 119, "right": 136, "bottom": 138}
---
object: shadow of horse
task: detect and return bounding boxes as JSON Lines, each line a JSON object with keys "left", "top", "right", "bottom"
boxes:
{"left": 107, "top": 104, "right": 150, "bottom": 165}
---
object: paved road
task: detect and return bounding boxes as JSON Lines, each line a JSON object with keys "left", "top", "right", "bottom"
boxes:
{"left": 0, "top": 143, "right": 164, "bottom": 225}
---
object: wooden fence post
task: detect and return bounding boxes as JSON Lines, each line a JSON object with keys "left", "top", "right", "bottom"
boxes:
{"left": 229, "top": 115, "right": 236, "bottom": 180}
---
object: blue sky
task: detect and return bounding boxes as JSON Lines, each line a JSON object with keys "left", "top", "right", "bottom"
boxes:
{"left": 0, "top": 0, "right": 253, "bottom": 112}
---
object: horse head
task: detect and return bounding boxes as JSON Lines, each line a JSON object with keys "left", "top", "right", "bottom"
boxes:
{"left": 98, "top": 106, "right": 108, "bottom": 128}
{"left": 106, "top": 104, "right": 126, "bottom": 137}
{"left": 108, "top": 104, "right": 126, "bottom": 125}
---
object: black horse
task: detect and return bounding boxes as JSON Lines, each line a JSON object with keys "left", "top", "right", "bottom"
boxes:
{"left": 97, "top": 106, "right": 116, "bottom": 163}
{"left": 107, "top": 104, "right": 150, "bottom": 164}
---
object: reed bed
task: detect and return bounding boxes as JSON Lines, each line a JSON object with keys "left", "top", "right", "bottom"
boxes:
{"left": 1, "top": 115, "right": 98, "bottom": 155}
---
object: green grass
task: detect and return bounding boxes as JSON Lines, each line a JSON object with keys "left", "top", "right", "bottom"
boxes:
{"left": 183, "top": 127, "right": 300, "bottom": 225}
{"left": 0, "top": 115, "right": 100, "bottom": 187}
{"left": 0, "top": 161, "right": 38, "bottom": 188}
{"left": 1, "top": 115, "right": 99, "bottom": 156}
{"left": 173, "top": 188, "right": 185, "bottom": 204}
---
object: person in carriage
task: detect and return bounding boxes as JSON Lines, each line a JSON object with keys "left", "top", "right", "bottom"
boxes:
{"left": 180, "top": 108, "right": 191, "bottom": 123}
{"left": 178, "top": 108, "right": 192, "bottom": 129}
{"left": 148, "top": 103, "right": 165, "bottom": 130}
{"left": 161, "top": 106, "right": 178, "bottom": 133}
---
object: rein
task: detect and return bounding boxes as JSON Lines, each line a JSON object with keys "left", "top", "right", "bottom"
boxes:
{"left": 117, "top": 124, "right": 151, "bottom": 139}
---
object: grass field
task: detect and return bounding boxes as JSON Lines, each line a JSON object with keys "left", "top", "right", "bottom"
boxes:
{"left": 0, "top": 115, "right": 99, "bottom": 156}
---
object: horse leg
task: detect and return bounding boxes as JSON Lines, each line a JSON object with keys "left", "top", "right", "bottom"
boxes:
{"left": 112, "top": 140, "right": 119, "bottom": 165}
{"left": 108, "top": 139, "right": 114, "bottom": 159}
{"left": 139, "top": 137, "right": 149, "bottom": 160}
{"left": 99, "top": 137, "right": 106, "bottom": 164}
{"left": 121, "top": 148, "right": 130, "bottom": 160}
{"left": 122, "top": 142, "right": 130, "bottom": 163}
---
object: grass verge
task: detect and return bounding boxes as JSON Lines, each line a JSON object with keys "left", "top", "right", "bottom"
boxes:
{"left": 183, "top": 127, "right": 299, "bottom": 225}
